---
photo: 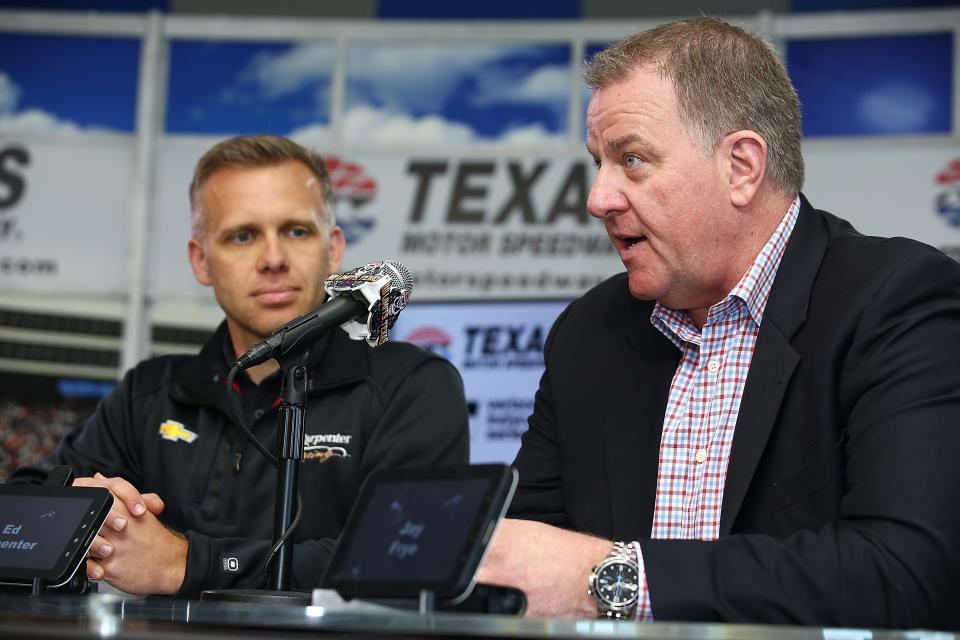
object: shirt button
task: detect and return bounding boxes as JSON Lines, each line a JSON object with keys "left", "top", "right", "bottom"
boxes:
{"left": 706, "top": 359, "right": 721, "bottom": 373}
{"left": 695, "top": 449, "right": 707, "bottom": 464}
{"left": 253, "top": 409, "right": 265, "bottom": 419}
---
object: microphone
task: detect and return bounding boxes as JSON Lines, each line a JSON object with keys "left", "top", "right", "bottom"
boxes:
{"left": 234, "top": 260, "right": 414, "bottom": 370}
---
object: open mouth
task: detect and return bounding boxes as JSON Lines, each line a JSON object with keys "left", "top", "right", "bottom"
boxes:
{"left": 623, "top": 236, "right": 646, "bottom": 249}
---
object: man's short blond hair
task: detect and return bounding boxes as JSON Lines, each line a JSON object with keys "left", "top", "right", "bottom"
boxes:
{"left": 188, "top": 135, "right": 335, "bottom": 240}
{"left": 585, "top": 17, "right": 804, "bottom": 195}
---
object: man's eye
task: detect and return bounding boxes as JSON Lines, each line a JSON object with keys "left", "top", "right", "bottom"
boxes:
{"left": 624, "top": 154, "right": 642, "bottom": 169}
{"left": 288, "top": 227, "right": 310, "bottom": 238}
{"left": 231, "top": 231, "right": 253, "bottom": 244}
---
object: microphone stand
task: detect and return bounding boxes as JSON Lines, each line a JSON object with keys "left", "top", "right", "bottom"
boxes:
{"left": 200, "top": 349, "right": 313, "bottom": 606}
{"left": 268, "top": 353, "right": 309, "bottom": 591}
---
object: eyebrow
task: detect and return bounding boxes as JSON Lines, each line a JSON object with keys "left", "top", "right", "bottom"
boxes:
{"left": 215, "top": 216, "right": 320, "bottom": 239}
{"left": 215, "top": 222, "right": 253, "bottom": 239}
{"left": 586, "top": 133, "right": 648, "bottom": 159}
{"left": 606, "top": 134, "right": 645, "bottom": 154}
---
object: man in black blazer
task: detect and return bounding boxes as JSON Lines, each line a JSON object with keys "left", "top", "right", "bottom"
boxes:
{"left": 478, "top": 17, "right": 960, "bottom": 630}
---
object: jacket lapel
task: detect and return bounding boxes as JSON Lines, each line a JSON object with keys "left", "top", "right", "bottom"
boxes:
{"left": 605, "top": 297, "right": 680, "bottom": 539}
{"left": 719, "top": 194, "right": 830, "bottom": 534}
{"left": 170, "top": 322, "right": 373, "bottom": 415}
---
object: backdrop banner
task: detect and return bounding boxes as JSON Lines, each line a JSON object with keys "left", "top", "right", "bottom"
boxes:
{"left": 3, "top": 135, "right": 959, "bottom": 300}
{"left": 3, "top": 133, "right": 959, "bottom": 465}
{"left": 390, "top": 299, "right": 567, "bottom": 464}
{"left": 0, "top": 135, "right": 134, "bottom": 294}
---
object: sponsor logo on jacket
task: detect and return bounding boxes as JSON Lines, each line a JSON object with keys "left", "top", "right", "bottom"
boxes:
{"left": 158, "top": 420, "right": 198, "bottom": 443}
{"left": 304, "top": 433, "right": 352, "bottom": 463}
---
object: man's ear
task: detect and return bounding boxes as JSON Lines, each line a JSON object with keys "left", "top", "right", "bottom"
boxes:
{"left": 326, "top": 225, "right": 346, "bottom": 274}
{"left": 720, "top": 130, "right": 768, "bottom": 208}
{"left": 187, "top": 237, "right": 213, "bottom": 286}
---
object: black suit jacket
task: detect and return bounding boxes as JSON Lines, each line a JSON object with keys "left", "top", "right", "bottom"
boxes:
{"left": 510, "top": 196, "right": 960, "bottom": 629}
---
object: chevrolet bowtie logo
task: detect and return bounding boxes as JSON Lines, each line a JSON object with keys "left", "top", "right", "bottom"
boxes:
{"left": 159, "top": 420, "right": 198, "bottom": 443}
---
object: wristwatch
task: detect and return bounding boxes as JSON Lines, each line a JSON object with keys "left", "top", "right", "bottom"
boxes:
{"left": 588, "top": 541, "right": 640, "bottom": 619}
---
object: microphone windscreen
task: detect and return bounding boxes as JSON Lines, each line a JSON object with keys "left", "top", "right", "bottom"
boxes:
{"left": 324, "top": 259, "right": 415, "bottom": 347}
{"left": 382, "top": 260, "right": 415, "bottom": 294}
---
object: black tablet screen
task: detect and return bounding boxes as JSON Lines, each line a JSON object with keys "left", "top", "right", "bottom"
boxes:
{"left": 0, "top": 495, "right": 93, "bottom": 571}
{"left": 330, "top": 477, "right": 491, "bottom": 584}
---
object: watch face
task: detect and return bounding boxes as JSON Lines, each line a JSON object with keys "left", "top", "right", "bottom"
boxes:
{"left": 595, "top": 561, "right": 639, "bottom": 606}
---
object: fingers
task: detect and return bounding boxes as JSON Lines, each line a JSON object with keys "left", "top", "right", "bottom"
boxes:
{"left": 94, "top": 473, "right": 148, "bottom": 517}
{"left": 141, "top": 492, "right": 165, "bottom": 516}
{"left": 86, "top": 558, "right": 105, "bottom": 581}
{"left": 105, "top": 501, "right": 132, "bottom": 535}
{"left": 73, "top": 474, "right": 148, "bottom": 518}
{"left": 82, "top": 508, "right": 188, "bottom": 595}
{"left": 87, "top": 534, "right": 114, "bottom": 560}
{"left": 72, "top": 476, "right": 129, "bottom": 531}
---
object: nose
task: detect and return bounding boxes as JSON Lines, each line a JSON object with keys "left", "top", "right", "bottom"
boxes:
{"left": 586, "top": 167, "right": 628, "bottom": 220}
{"left": 257, "top": 233, "right": 289, "bottom": 273}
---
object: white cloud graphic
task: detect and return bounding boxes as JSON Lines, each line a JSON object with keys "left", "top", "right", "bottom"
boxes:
{"left": 469, "top": 64, "right": 570, "bottom": 126}
{"left": 288, "top": 122, "right": 332, "bottom": 146}
{"left": 242, "top": 43, "right": 335, "bottom": 99}
{"left": 0, "top": 108, "right": 81, "bottom": 134}
{"left": 346, "top": 43, "right": 570, "bottom": 117}
{"left": 347, "top": 44, "right": 525, "bottom": 112}
{"left": 0, "top": 71, "right": 117, "bottom": 134}
{"left": 859, "top": 82, "right": 936, "bottom": 133}
{"left": 341, "top": 104, "right": 478, "bottom": 144}
{"left": 221, "top": 42, "right": 572, "bottom": 142}
{"left": 506, "top": 65, "right": 570, "bottom": 104}
{"left": 472, "top": 64, "right": 570, "bottom": 106}
{"left": 291, "top": 104, "right": 567, "bottom": 145}
{"left": 498, "top": 122, "right": 568, "bottom": 145}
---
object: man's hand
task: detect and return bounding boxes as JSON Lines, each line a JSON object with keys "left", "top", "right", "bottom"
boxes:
{"left": 74, "top": 473, "right": 165, "bottom": 520}
{"left": 72, "top": 474, "right": 185, "bottom": 595}
{"left": 477, "top": 518, "right": 612, "bottom": 618}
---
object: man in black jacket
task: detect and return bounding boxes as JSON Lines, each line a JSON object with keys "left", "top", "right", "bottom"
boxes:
{"left": 11, "top": 135, "right": 469, "bottom": 597}
{"left": 478, "top": 18, "right": 960, "bottom": 629}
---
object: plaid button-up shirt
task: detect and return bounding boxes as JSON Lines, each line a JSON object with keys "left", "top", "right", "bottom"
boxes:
{"left": 632, "top": 197, "right": 800, "bottom": 621}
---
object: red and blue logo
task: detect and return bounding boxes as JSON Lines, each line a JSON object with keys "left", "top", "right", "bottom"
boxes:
{"left": 403, "top": 326, "right": 453, "bottom": 360}
{"left": 327, "top": 155, "right": 378, "bottom": 245}
{"left": 935, "top": 159, "right": 960, "bottom": 229}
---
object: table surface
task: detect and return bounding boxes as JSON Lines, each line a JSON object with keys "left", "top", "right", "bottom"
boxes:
{"left": 0, "top": 592, "right": 955, "bottom": 640}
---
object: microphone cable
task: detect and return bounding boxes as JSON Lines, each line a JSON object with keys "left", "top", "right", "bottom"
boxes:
{"left": 225, "top": 363, "right": 305, "bottom": 585}
{"left": 263, "top": 492, "right": 303, "bottom": 586}
{"left": 225, "top": 363, "right": 278, "bottom": 467}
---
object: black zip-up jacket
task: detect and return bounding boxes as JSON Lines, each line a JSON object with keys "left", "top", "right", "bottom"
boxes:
{"left": 10, "top": 322, "right": 470, "bottom": 598}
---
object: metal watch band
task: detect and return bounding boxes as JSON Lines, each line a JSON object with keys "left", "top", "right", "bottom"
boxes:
{"left": 588, "top": 541, "right": 640, "bottom": 620}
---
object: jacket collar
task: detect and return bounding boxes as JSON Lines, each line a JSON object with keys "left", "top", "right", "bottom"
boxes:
{"left": 606, "top": 194, "right": 834, "bottom": 538}
{"left": 170, "top": 320, "right": 372, "bottom": 413}
{"left": 719, "top": 192, "right": 833, "bottom": 534}
{"left": 755, "top": 192, "right": 829, "bottom": 342}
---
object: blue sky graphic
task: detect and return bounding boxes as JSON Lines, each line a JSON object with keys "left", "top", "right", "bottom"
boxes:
{"left": 169, "top": 39, "right": 575, "bottom": 144}
{"left": 0, "top": 30, "right": 953, "bottom": 140}
{"left": 0, "top": 32, "right": 575, "bottom": 143}
{"left": 0, "top": 33, "right": 139, "bottom": 132}
{"left": 166, "top": 40, "right": 333, "bottom": 136}
{"left": 344, "top": 42, "right": 570, "bottom": 142}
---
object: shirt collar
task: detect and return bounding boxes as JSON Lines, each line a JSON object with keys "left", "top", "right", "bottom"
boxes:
{"left": 727, "top": 195, "right": 800, "bottom": 325}
{"left": 651, "top": 196, "right": 801, "bottom": 341}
